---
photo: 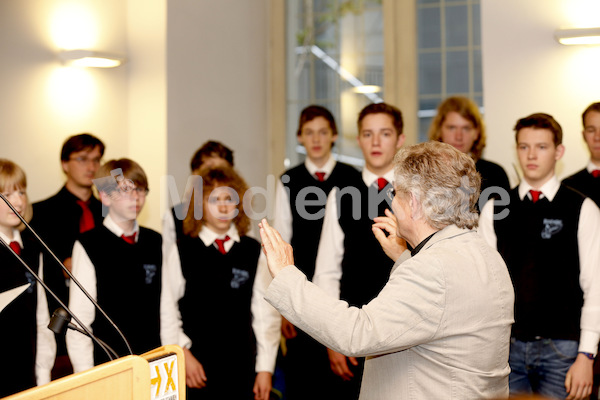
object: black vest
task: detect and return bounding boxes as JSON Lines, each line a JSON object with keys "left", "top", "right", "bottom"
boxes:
{"left": 494, "top": 185, "right": 584, "bottom": 340}
{"left": 176, "top": 235, "right": 260, "bottom": 370}
{"left": 0, "top": 232, "right": 41, "bottom": 397}
{"left": 78, "top": 226, "right": 162, "bottom": 364}
{"left": 563, "top": 169, "right": 600, "bottom": 208}
{"left": 282, "top": 162, "right": 361, "bottom": 280}
{"left": 337, "top": 176, "right": 395, "bottom": 307}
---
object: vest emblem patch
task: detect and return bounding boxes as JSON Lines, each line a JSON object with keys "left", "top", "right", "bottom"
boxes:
{"left": 231, "top": 268, "right": 249, "bottom": 289}
{"left": 143, "top": 264, "right": 157, "bottom": 284}
{"left": 541, "top": 218, "right": 563, "bottom": 239}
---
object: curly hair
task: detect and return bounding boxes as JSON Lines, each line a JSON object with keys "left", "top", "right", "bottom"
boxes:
{"left": 183, "top": 166, "right": 251, "bottom": 237}
{"left": 393, "top": 142, "right": 481, "bottom": 230}
{"left": 428, "top": 96, "right": 486, "bottom": 161}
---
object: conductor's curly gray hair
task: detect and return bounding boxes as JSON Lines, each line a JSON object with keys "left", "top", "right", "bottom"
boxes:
{"left": 393, "top": 141, "right": 481, "bottom": 230}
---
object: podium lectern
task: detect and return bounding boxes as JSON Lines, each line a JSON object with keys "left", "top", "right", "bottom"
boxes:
{"left": 3, "top": 345, "right": 186, "bottom": 400}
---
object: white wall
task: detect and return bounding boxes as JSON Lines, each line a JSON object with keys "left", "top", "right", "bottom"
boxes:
{"left": 166, "top": 0, "right": 270, "bottom": 219}
{"left": 0, "top": 0, "right": 129, "bottom": 210}
{"left": 481, "top": 0, "right": 600, "bottom": 186}
{"left": 1, "top": 0, "right": 270, "bottom": 231}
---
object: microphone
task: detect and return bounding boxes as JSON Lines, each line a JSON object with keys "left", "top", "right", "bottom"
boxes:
{"left": 0, "top": 236, "right": 115, "bottom": 362}
{"left": 49, "top": 308, "right": 119, "bottom": 360}
{"left": 0, "top": 192, "right": 133, "bottom": 356}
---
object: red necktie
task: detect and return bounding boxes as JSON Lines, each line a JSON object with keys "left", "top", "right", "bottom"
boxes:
{"left": 215, "top": 236, "right": 230, "bottom": 255}
{"left": 529, "top": 190, "right": 542, "bottom": 203}
{"left": 9, "top": 241, "right": 21, "bottom": 256}
{"left": 377, "top": 177, "right": 389, "bottom": 191}
{"left": 121, "top": 232, "right": 137, "bottom": 244}
{"left": 315, "top": 172, "right": 326, "bottom": 182}
{"left": 592, "top": 170, "right": 600, "bottom": 178}
{"left": 76, "top": 200, "right": 95, "bottom": 233}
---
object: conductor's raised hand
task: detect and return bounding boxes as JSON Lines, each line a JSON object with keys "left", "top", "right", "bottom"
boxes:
{"left": 373, "top": 208, "right": 408, "bottom": 261}
{"left": 259, "top": 219, "right": 295, "bottom": 278}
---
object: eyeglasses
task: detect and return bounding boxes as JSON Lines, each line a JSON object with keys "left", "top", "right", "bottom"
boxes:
{"left": 387, "top": 187, "right": 396, "bottom": 202}
{"left": 70, "top": 156, "right": 102, "bottom": 166}
{"left": 115, "top": 179, "right": 149, "bottom": 197}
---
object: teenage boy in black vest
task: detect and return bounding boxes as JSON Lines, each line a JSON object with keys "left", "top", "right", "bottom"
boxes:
{"left": 265, "top": 105, "right": 361, "bottom": 400}
{"left": 66, "top": 159, "right": 163, "bottom": 373}
{"left": 31, "top": 133, "right": 105, "bottom": 379}
{"left": 479, "top": 113, "right": 600, "bottom": 400}
{"left": 312, "top": 102, "right": 405, "bottom": 398}
{"left": 563, "top": 102, "right": 600, "bottom": 207}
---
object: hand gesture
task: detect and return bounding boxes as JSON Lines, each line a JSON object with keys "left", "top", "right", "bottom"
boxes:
{"left": 259, "top": 219, "right": 295, "bottom": 278}
{"left": 373, "top": 209, "right": 407, "bottom": 261}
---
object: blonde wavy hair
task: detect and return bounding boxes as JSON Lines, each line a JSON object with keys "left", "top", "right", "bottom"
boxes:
{"left": 428, "top": 96, "right": 486, "bottom": 161}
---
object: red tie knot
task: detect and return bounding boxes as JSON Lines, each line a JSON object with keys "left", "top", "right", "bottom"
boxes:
{"left": 592, "top": 170, "right": 600, "bottom": 178}
{"left": 215, "top": 235, "right": 231, "bottom": 255}
{"left": 377, "top": 177, "right": 389, "bottom": 191}
{"left": 121, "top": 232, "right": 137, "bottom": 244}
{"left": 529, "top": 190, "right": 542, "bottom": 203}
{"left": 315, "top": 172, "right": 326, "bottom": 182}
{"left": 76, "top": 199, "right": 95, "bottom": 233}
{"left": 9, "top": 241, "right": 21, "bottom": 256}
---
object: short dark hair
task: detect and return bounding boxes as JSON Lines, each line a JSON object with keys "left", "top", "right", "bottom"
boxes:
{"left": 190, "top": 141, "right": 234, "bottom": 172}
{"left": 357, "top": 103, "right": 404, "bottom": 135}
{"left": 60, "top": 133, "right": 105, "bottom": 161}
{"left": 296, "top": 105, "right": 338, "bottom": 137}
{"left": 582, "top": 102, "right": 600, "bottom": 127}
{"left": 514, "top": 113, "right": 563, "bottom": 146}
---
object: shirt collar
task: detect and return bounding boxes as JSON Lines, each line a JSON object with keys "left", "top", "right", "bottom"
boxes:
{"left": 0, "top": 228, "right": 22, "bottom": 247}
{"left": 305, "top": 155, "right": 336, "bottom": 177}
{"left": 586, "top": 160, "right": 600, "bottom": 174}
{"left": 103, "top": 214, "right": 140, "bottom": 241}
{"left": 198, "top": 224, "right": 240, "bottom": 247}
{"left": 362, "top": 167, "right": 395, "bottom": 188}
{"left": 518, "top": 175, "right": 560, "bottom": 202}
{"left": 411, "top": 231, "right": 438, "bottom": 257}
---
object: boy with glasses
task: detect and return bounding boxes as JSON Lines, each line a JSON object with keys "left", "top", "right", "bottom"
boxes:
{"left": 66, "top": 158, "right": 164, "bottom": 372}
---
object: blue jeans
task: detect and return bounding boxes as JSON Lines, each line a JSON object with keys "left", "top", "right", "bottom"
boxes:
{"left": 509, "top": 338, "right": 579, "bottom": 399}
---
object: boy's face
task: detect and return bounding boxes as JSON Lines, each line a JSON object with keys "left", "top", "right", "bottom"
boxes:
{"left": 516, "top": 127, "right": 564, "bottom": 188}
{"left": 62, "top": 146, "right": 103, "bottom": 189}
{"left": 440, "top": 112, "right": 479, "bottom": 154}
{"left": 583, "top": 110, "right": 600, "bottom": 163}
{"left": 203, "top": 186, "right": 238, "bottom": 235}
{"left": 297, "top": 116, "right": 337, "bottom": 166}
{"left": 101, "top": 179, "right": 146, "bottom": 223}
{"left": 358, "top": 113, "right": 405, "bottom": 175}
{"left": 0, "top": 186, "right": 27, "bottom": 237}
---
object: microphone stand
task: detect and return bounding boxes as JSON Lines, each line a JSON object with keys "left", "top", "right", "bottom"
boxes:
{"left": 48, "top": 307, "right": 119, "bottom": 360}
{"left": 0, "top": 237, "right": 115, "bottom": 362}
{"left": 0, "top": 192, "right": 133, "bottom": 356}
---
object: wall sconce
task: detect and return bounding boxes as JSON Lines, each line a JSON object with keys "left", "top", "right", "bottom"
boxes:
{"left": 554, "top": 27, "right": 600, "bottom": 45}
{"left": 58, "top": 49, "right": 125, "bottom": 68}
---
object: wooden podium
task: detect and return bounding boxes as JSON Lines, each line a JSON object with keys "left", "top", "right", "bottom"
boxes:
{"left": 3, "top": 345, "right": 186, "bottom": 400}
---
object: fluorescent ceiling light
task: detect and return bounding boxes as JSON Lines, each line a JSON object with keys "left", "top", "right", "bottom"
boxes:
{"left": 58, "top": 49, "right": 125, "bottom": 68}
{"left": 555, "top": 27, "right": 600, "bottom": 45}
{"left": 352, "top": 85, "right": 382, "bottom": 94}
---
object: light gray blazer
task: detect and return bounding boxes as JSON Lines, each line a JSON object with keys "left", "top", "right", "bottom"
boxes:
{"left": 266, "top": 225, "right": 514, "bottom": 399}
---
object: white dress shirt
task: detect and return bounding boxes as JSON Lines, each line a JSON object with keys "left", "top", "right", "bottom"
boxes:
{"left": 66, "top": 215, "right": 143, "bottom": 373}
{"left": 478, "top": 175, "right": 600, "bottom": 354}
{"left": 312, "top": 167, "right": 395, "bottom": 298}
{"left": 161, "top": 224, "right": 280, "bottom": 373}
{"left": 0, "top": 229, "right": 56, "bottom": 385}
